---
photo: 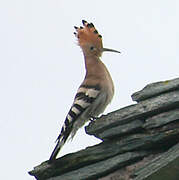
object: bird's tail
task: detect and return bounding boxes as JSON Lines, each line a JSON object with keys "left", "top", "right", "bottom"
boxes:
{"left": 48, "top": 116, "right": 73, "bottom": 163}
{"left": 49, "top": 137, "right": 66, "bottom": 163}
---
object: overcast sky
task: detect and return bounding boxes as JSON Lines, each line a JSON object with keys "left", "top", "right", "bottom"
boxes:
{"left": 0, "top": 0, "right": 179, "bottom": 179}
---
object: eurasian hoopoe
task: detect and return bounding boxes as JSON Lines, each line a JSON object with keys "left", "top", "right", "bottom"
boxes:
{"left": 49, "top": 20, "right": 120, "bottom": 162}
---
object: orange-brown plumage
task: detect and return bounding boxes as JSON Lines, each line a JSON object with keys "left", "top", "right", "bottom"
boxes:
{"left": 74, "top": 20, "right": 103, "bottom": 57}
{"left": 49, "top": 20, "right": 120, "bottom": 162}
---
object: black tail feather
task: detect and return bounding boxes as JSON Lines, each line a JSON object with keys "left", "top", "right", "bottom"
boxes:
{"left": 49, "top": 138, "right": 65, "bottom": 163}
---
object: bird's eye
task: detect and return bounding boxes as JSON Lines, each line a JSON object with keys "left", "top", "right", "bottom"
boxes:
{"left": 90, "top": 46, "right": 94, "bottom": 50}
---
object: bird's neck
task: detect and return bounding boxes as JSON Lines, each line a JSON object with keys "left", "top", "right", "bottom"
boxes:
{"left": 83, "top": 55, "right": 114, "bottom": 99}
{"left": 85, "top": 54, "right": 114, "bottom": 89}
{"left": 84, "top": 55, "right": 112, "bottom": 81}
{"left": 83, "top": 55, "right": 114, "bottom": 98}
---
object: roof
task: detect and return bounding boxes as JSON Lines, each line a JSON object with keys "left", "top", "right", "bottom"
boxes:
{"left": 29, "top": 77, "right": 179, "bottom": 180}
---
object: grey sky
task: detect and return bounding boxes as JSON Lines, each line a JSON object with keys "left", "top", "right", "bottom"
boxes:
{"left": 0, "top": 0, "right": 178, "bottom": 179}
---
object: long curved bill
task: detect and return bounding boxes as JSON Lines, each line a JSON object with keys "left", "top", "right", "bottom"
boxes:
{"left": 103, "top": 48, "right": 121, "bottom": 53}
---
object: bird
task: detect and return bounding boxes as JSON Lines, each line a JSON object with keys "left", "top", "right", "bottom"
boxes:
{"left": 49, "top": 20, "right": 120, "bottom": 162}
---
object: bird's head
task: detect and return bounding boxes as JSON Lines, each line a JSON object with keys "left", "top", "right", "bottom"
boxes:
{"left": 74, "top": 20, "right": 120, "bottom": 58}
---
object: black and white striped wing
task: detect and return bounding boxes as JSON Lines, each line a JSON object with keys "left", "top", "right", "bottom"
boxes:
{"left": 49, "top": 84, "right": 101, "bottom": 162}
{"left": 58, "top": 84, "right": 101, "bottom": 140}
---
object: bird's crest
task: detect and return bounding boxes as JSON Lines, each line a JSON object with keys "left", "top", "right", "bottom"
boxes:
{"left": 74, "top": 20, "right": 103, "bottom": 53}
{"left": 74, "top": 20, "right": 120, "bottom": 56}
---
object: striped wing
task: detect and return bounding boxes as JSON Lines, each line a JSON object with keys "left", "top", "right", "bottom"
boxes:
{"left": 58, "top": 84, "right": 101, "bottom": 140}
{"left": 49, "top": 84, "right": 101, "bottom": 162}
